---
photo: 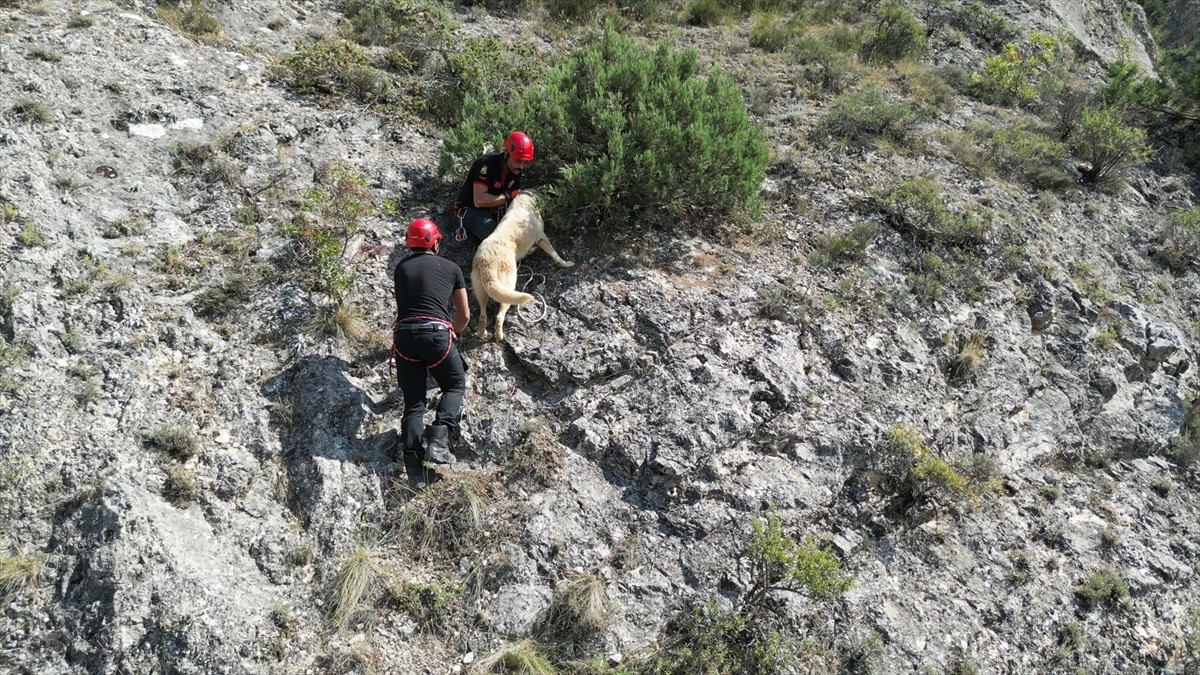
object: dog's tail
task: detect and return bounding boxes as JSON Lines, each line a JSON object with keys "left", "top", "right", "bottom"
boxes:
{"left": 485, "top": 278, "right": 534, "bottom": 305}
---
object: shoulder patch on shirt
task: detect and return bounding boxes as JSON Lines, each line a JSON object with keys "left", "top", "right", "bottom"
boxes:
{"left": 479, "top": 165, "right": 487, "bottom": 175}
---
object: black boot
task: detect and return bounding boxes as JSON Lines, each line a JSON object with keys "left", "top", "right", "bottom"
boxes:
{"left": 403, "top": 451, "right": 428, "bottom": 489}
{"left": 423, "top": 424, "right": 456, "bottom": 465}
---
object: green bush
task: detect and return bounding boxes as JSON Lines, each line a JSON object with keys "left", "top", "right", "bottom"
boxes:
{"left": 790, "top": 33, "right": 856, "bottom": 95}
{"left": 863, "top": 3, "right": 927, "bottom": 63}
{"left": 145, "top": 424, "right": 199, "bottom": 460}
{"left": 684, "top": 0, "right": 729, "bottom": 26}
{"left": 970, "top": 32, "right": 1057, "bottom": 104}
{"left": 823, "top": 86, "right": 922, "bottom": 148}
{"left": 749, "top": 11, "right": 804, "bottom": 52}
{"left": 271, "top": 39, "right": 393, "bottom": 104}
{"left": 879, "top": 177, "right": 989, "bottom": 247}
{"left": 743, "top": 514, "right": 853, "bottom": 607}
{"left": 423, "top": 35, "right": 547, "bottom": 127}
{"left": 979, "top": 121, "right": 1072, "bottom": 189}
{"left": 952, "top": 1, "right": 1016, "bottom": 48}
{"left": 649, "top": 600, "right": 792, "bottom": 674}
{"left": 1074, "top": 570, "right": 1130, "bottom": 611}
{"left": 1070, "top": 105, "right": 1152, "bottom": 188}
{"left": 283, "top": 161, "right": 372, "bottom": 307}
{"left": 441, "top": 29, "right": 769, "bottom": 233}
{"left": 343, "top": 0, "right": 451, "bottom": 47}
{"left": 1154, "top": 207, "right": 1200, "bottom": 272}
{"left": 810, "top": 221, "right": 878, "bottom": 266}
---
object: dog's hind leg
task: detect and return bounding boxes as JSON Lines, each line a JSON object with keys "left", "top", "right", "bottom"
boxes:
{"left": 537, "top": 238, "right": 575, "bottom": 268}
{"left": 471, "top": 269, "right": 491, "bottom": 340}
{"left": 494, "top": 302, "right": 512, "bottom": 342}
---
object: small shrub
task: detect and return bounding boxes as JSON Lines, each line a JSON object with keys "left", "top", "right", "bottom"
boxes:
{"left": 790, "top": 32, "right": 856, "bottom": 95}
{"left": 685, "top": 0, "right": 730, "bottom": 26}
{"left": 272, "top": 39, "right": 392, "bottom": 104}
{"left": 0, "top": 284, "right": 17, "bottom": 320}
{"left": 749, "top": 11, "right": 804, "bottom": 52}
{"left": 884, "top": 425, "right": 997, "bottom": 505}
{"left": 953, "top": 1, "right": 1016, "bottom": 48}
{"left": 1074, "top": 570, "right": 1130, "bottom": 611}
{"left": 163, "top": 464, "right": 201, "bottom": 505}
{"left": 391, "top": 576, "right": 464, "bottom": 632}
{"left": 17, "top": 221, "right": 44, "bottom": 247}
{"left": 68, "top": 13, "right": 95, "bottom": 28}
{"left": 0, "top": 548, "right": 45, "bottom": 598}
{"left": 0, "top": 337, "right": 29, "bottom": 394}
{"left": 823, "top": 86, "right": 922, "bottom": 148}
{"left": 970, "top": 32, "right": 1057, "bottom": 105}
{"left": 810, "top": 221, "right": 878, "bottom": 266}
{"left": 157, "top": 0, "right": 222, "bottom": 37}
{"left": 862, "top": 3, "right": 927, "bottom": 63}
{"left": 29, "top": 45, "right": 62, "bottom": 62}
{"left": 282, "top": 161, "right": 371, "bottom": 309}
{"left": 59, "top": 331, "right": 83, "bottom": 355}
{"left": 343, "top": 0, "right": 452, "bottom": 52}
{"left": 1095, "top": 326, "right": 1118, "bottom": 350}
{"left": 742, "top": 514, "right": 853, "bottom": 610}
{"left": 329, "top": 541, "right": 390, "bottom": 630}
{"left": 1154, "top": 207, "right": 1200, "bottom": 272}
{"left": 649, "top": 600, "right": 793, "bottom": 674}
{"left": 1, "top": 201, "right": 18, "bottom": 224}
{"left": 879, "top": 178, "right": 989, "bottom": 247}
{"left": 8, "top": 98, "right": 54, "bottom": 124}
{"left": 145, "top": 424, "right": 199, "bottom": 460}
{"left": 1070, "top": 105, "right": 1152, "bottom": 189}
{"left": 195, "top": 273, "right": 250, "bottom": 319}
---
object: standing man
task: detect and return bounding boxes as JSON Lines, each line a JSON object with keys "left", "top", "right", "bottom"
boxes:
{"left": 453, "top": 130, "right": 534, "bottom": 243}
{"left": 393, "top": 218, "right": 470, "bottom": 488}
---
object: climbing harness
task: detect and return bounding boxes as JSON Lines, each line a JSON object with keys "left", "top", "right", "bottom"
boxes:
{"left": 388, "top": 315, "right": 456, "bottom": 379}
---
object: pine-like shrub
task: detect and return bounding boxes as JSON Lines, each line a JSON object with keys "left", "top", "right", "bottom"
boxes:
{"left": 440, "top": 29, "right": 769, "bottom": 233}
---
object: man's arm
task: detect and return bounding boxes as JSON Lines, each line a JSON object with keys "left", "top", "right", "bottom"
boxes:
{"left": 450, "top": 287, "right": 470, "bottom": 337}
{"left": 472, "top": 183, "right": 510, "bottom": 210}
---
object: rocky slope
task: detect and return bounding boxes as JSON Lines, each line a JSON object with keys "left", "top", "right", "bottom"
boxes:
{"left": 1, "top": 0, "right": 1198, "bottom": 673}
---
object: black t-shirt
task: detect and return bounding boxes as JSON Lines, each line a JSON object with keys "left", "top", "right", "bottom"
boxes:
{"left": 455, "top": 152, "right": 521, "bottom": 209}
{"left": 393, "top": 253, "right": 465, "bottom": 324}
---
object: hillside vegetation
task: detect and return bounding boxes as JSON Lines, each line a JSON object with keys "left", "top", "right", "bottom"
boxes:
{"left": 1, "top": 0, "right": 1199, "bottom": 673}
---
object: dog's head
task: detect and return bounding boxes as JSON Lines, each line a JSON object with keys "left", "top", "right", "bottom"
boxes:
{"left": 512, "top": 190, "right": 537, "bottom": 208}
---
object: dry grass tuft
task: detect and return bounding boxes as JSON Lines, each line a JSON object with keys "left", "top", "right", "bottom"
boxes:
{"left": 0, "top": 547, "right": 46, "bottom": 598}
{"left": 394, "top": 474, "right": 496, "bottom": 558}
{"left": 328, "top": 540, "right": 391, "bottom": 631}
{"left": 533, "top": 572, "right": 610, "bottom": 642}
{"left": 471, "top": 640, "right": 556, "bottom": 675}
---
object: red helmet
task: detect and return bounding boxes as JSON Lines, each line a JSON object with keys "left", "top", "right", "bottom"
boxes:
{"left": 405, "top": 218, "right": 442, "bottom": 249}
{"left": 504, "top": 131, "right": 534, "bottom": 162}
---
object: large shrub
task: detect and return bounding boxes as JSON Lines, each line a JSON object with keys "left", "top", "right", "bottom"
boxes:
{"left": 862, "top": 3, "right": 927, "bottom": 63}
{"left": 441, "top": 29, "right": 769, "bottom": 233}
{"left": 1070, "top": 105, "right": 1152, "bottom": 188}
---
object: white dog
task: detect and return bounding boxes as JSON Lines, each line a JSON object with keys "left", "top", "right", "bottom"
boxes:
{"left": 470, "top": 193, "right": 574, "bottom": 341}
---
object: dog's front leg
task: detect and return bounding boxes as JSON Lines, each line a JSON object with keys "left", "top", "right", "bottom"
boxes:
{"left": 537, "top": 238, "right": 574, "bottom": 267}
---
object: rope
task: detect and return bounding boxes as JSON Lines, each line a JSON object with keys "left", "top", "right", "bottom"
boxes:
{"left": 514, "top": 266, "right": 548, "bottom": 324}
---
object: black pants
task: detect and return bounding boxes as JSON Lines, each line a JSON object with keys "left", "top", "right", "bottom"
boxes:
{"left": 393, "top": 326, "right": 466, "bottom": 459}
{"left": 461, "top": 207, "right": 499, "bottom": 242}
